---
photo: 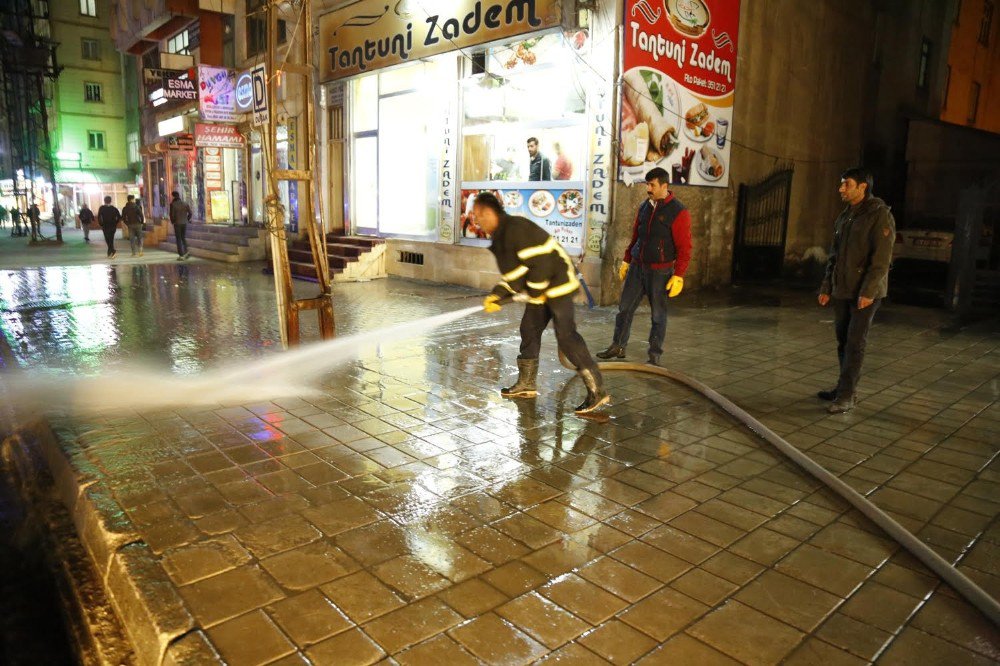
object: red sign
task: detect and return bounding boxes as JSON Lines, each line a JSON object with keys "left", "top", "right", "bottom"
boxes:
{"left": 194, "top": 123, "right": 245, "bottom": 148}
{"left": 619, "top": 0, "right": 740, "bottom": 188}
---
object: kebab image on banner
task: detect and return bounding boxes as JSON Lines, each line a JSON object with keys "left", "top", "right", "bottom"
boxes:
{"left": 619, "top": 69, "right": 680, "bottom": 168}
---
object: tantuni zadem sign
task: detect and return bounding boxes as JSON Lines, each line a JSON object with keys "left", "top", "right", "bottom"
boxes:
{"left": 318, "top": 0, "right": 564, "bottom": 82}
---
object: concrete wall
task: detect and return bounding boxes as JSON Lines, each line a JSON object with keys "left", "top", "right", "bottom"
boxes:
{"left": 385, "top": 240, "right": 499, "bottom": 292}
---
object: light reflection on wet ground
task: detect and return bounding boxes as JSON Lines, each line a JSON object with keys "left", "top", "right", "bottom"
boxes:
{"left": 0, "top": 262, "right": 997, "bottom": 664}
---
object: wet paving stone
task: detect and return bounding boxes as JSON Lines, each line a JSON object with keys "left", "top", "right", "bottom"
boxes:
{"left": 0, "top": 260, "right": 998, "bottom": 663}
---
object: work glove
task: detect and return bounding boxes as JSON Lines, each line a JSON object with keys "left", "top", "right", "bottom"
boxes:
{"left": 482, "top": 294, "right": 502, "bottom": 313}
{"left": 618, "top": 261, "right": 629, "bottom": 281}
{"left": 666, "top": 275, "right": 684, "bottom": 298}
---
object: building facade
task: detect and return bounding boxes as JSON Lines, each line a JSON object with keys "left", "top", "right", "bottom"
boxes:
{"left": 51, "top": 0, "right": 137, "bottom": 215}
{"left": 941, "top": 0, "right": 999, "bottom": 133}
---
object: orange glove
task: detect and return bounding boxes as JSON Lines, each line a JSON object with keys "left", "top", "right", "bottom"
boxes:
{"left": 482, "top": 294, "right": 502, "bottom": 313}
{"left": 618, "top": 261, "right": 629, "bottom": 281}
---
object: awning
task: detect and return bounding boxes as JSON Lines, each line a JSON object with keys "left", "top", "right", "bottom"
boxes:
{"left": 54, "top": 169, "right": 138, "bottom": 185}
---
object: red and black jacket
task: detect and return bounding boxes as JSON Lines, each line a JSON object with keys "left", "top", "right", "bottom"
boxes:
{"left": 623, "top": 194, "right": 692, "bottom": 276}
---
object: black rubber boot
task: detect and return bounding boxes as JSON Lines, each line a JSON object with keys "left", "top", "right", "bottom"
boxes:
{"left": 574, "top": 367, "right": 610, "bottom": 414}
{"left": 501, "top": 358, "right": 539, "bottom": 398}
{"left": 596, "top": 344, "right": 625, "bottom": 360}
{"left": 817, "top": 387, "right": 838, "bottom": 401}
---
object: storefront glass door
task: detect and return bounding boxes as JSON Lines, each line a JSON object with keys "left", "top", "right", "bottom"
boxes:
{"left": 348, "top": 62, "right": 436, "bottom": 238}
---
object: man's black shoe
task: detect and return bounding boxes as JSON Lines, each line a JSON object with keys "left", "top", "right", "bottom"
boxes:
{"left": 647, "top": 353, "right": 660, "bottom": 366}
{"left": 817, "top": 388, "right": 838, "bottom": 401}
{"left": 596, "top": 344, "right": 625, "bottom": 360}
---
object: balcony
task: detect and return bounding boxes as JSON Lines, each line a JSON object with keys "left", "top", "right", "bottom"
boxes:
{"left": 110, "top": 0, "right": 234, "bottom": 55}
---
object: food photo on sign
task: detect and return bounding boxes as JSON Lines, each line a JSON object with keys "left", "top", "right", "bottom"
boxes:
{"left": 619, "top": 0, "right": 740, "bottom": 187}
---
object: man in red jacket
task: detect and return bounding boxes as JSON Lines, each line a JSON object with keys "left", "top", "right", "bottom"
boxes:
{"left": 596, "top": 167, "right": 692, "bottom": 365}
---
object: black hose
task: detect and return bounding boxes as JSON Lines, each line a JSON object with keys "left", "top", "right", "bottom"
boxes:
{"left": 558, "top": 352, "right": 1000, "bottom": 626}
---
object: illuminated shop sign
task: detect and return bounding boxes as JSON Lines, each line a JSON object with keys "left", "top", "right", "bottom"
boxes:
{"left": 235, "top": 71, "right": 254, "bottom": 111}
{"left": 318, "top": 0, "right": 564, "bottom": 82}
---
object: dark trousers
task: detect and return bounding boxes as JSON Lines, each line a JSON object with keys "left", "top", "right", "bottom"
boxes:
{"left": 519, "top": 295, "right": 598, "bottom": 373}
{"left": 832, "top": 298, "right": 881, "bottom": 398}
{"left": 612, "top": 264, "right": 670, "bottom": 356}
{"left": 101, "top": 224, "right": 116, "bottom": 256}
{"left": 174, "top": 224, "right": 187, "bottom": 256}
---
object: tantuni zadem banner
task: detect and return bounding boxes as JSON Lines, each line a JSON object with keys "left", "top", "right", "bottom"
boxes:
{"left": 619, "top": 0, "right": 740, "bottom": 188}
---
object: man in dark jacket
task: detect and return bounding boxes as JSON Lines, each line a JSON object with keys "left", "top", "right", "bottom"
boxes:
{"left": 97, "top": 196, "right": 121, "bottom": 259}
{"left": 169, "top": 191, "right": 192, "bottom": 260}
{"left": 527, "top": 137, "right": 551, "bottom": 181}
{"left": 476, "top": 192, "right": 608, "bottom": 414}
{"left": 78, "top": 203, "right": 94, "bottom": 242}
{"left": 818, "top": 167, "right": 895, "bottom": 414}
{"left": 122, "top": 195, "right": 145, "bottom": 256}
{"left": 596, "top": 167, "right": 692, "bottom": 366}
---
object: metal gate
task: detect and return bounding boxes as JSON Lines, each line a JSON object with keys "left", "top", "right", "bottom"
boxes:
{"left": 732, "top": 168, "right": 794, "bottom": 282}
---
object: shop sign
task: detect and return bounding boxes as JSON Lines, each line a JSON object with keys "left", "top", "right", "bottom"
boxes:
{"left": 251, "top": 64, "right": 268, "bottom": 126}
{"left": 585, "top": 87, "right": 612, "bottom": 255}
{"left": 164, "top": 76, "right": 198, "bottom": 101}
{"left": 158, "top": 115, "right": 186, "bottom": 137}
{"left": 210, "top": 190, "right": 231, "bottom": 221}
{"left": 235, "top": 70, "right": 254, "bottom": 111}
{"left": 460, "top": 185, "right": 584, "bottom": 251}
{"left": 619, "top": 0, "right": 740, "bottom": 187}
{"left": 199, "top": 66, "right": 236, "bottom": 122}
{"left": 437, "top": 69, "right": 458, "bottom": 243}
{"left": 195, "top": 123, "right": 245, "bottom": 148}
{"left": 319, "top": 0, "right": 564, "bottom": 82}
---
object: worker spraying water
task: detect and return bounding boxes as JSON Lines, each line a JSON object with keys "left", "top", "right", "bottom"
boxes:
{"left": 475, "top": 192, "right": 610, "bottom": 415}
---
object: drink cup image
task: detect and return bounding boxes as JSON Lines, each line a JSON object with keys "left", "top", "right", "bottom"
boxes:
{"left": 716, "top": 119, "right": 729, "bottom": 147}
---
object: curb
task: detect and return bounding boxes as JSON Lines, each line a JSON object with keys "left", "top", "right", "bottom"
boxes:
{"left": 6, "top": 419, "right": 216, "bottom": 666}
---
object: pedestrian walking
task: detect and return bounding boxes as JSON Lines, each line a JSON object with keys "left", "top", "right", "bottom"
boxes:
{"left": 11, "top": 207, "right": 23, "bottom": 236}
{"left": 0, "top": 206, "right": 7, "bottom": 229}
{"left": 78, "top": 203, "right": 94, "bottom": 242}
{"left": 97, "top": 196, "right": 121, "bottom": 259}
{"left": 28, "top": 202, "right": 41, "bottom": 238}
{"left": 169, "top": 191, "right": 191, "bottom": 260}
{"left": 596, "top": 167, "right": 692, "bottom": 366}
{"left": 476, "top": 192, "right": 610, "bottom": 414}
{"left": 818, "top": 167, "right": 895, "bottom": 414}
{"left": 122, "top": 195, "right": 145, "bottom": 256}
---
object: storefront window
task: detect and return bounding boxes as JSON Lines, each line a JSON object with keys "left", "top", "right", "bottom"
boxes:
{"left": 347, "top": 60, "right": 440, "bottom": 238}
{"left": 459, "top": 32, "right": 589, "bottom": 253}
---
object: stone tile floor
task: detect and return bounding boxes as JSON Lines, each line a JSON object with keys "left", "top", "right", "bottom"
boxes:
{"left": 0, "top": 258, "right": 998, "bottom": 665}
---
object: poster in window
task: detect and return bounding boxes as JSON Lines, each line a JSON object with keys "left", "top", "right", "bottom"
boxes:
{"left": 619, "top": 0, "right": 740, "bottom": 187}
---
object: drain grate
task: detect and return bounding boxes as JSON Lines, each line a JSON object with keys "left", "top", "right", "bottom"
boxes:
{"left": 398, "top": 251, "right": 425, "bottom": 266}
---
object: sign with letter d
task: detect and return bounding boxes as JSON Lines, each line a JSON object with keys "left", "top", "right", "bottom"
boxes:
{"left": 252, "top": 64, "right": 269, "bottom": 126}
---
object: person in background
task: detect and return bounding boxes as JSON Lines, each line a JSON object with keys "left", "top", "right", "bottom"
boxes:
{"left": 527, "top": 137, "right": 552, "bottom": 181}
{"left": 553, "top": 142, "right": 573, "bottom": 180}
{"left": 27, "top": 202, "right": 41, "bottom": 238}
{"left": 817, "top": 167, "right": 895, "bottom": 414}
{"left": 122, "top": 195, "right": 145, "bottom": 257}
{"left": 596, "top": 167, "right": 692, "bottom": 366}
{"left": 97, "top": 196, "right": 121, "bottom": 259}
{"left": 169, "top": 191, "right": 192, "bottom": 260}
{"left": 78, "top": 203, "right": 94, "bottom": 242}
{"left": 477, "top": 191, "right": 609, "bottom": 415}
{"left": 0, "top": 205, "right": 7, "bottom": 229}
{"left": 10, "top": 207, "right": 23, "bottom": 236}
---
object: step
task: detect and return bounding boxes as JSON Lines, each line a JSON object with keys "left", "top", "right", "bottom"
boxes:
{"left": 159, "top": 241, "right": 242, "bottom": 263}
{"left": 287, "top": 248, "right": 352, "bottom": 269}
{"left": 325, "top": 234, "right": 385, "bottom": 248}
{"left": 188, "top": 223, "right": 266, "bottom": 239}
{"left": 290, "top": 240, "right": 364, "bottom": 258}
{"left": 162, "top": 236, "right": 266, "bottom": 261}
{"left": 181, "top": 230, "right": 256, "bottom": 246}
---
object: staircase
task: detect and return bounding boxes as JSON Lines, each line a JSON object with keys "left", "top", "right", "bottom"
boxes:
{"left": 270, "top": 234, "right": 387, "bottom": 282}
{"left": 160, "top": 224, "right": 268, "bottom": 262}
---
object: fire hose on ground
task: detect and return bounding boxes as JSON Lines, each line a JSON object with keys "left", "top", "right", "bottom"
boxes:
{"left": 549, "top": 351, "right": 1000, "bottom": 626}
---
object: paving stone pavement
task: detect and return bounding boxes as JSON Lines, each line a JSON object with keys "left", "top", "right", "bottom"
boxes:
{"left": 0, "top": 259, "right": 998, "bottom": 665}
